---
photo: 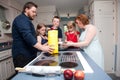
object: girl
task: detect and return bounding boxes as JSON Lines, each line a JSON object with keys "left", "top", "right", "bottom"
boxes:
{"left": 65, "top": 21, "right": 80, "bottom": 42}
{"left": 36, "top": 23, "right": 48, "bottom": 45}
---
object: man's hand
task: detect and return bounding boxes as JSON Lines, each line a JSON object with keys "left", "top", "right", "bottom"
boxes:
{"left": 34, "top": 42, "right": 54, "bottom": 53}
{"left": 42, "top": 45, "right": 54, "bottom": 53}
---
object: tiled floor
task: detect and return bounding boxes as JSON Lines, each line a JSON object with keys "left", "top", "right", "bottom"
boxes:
{"left": 108, "top": 73, "right": 120, "bottom": 80}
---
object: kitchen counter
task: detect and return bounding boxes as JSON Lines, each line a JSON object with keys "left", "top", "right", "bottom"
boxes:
{"left": 11, "top": 49, "right": 112, "bottom": 80}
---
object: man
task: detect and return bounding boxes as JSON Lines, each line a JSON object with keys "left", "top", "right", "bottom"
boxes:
{"left": 12, "top": 2, "right": 53, "bottom": 67}
{"left": 50, "top": 16, "right": 63, "bottom": 41}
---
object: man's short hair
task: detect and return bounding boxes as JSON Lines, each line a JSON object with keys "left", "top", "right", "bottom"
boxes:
{"left": 22, "top": 2, "right": 38, "bottom": 13}
{"left": 52, "top": 16, "right": 60, "bottom": 21}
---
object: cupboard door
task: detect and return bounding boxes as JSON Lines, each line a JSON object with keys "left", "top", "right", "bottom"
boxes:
{"left": 0, "top": 49, "right": 15, "bottom": 79}
{"left": 92, "top": 1, "right": 115, "bottom": 72}
{"left": 0, "top": 62, "right": 3, "bottom": 80}
{"left": 0, "top": 60, "right": 7, "bottom": 80}
{"left": 6, "top": 58, "right": 11, "bottom": 79}
{"left": 6, "top": 58, "right": 15, "bottom": 79}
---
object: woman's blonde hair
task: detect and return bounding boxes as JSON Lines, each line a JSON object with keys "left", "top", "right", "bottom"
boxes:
{"left": 67, "top": 21, "right": 76, "bottom": 29}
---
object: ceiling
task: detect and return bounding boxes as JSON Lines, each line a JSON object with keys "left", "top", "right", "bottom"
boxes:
{"left": 16, "top": 0, "right": 88, "bottom": 17}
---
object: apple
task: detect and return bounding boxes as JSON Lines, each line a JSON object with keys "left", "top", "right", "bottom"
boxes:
{"left": 74, "top": 70, "right": 85, "bottom": 80}
{"left": 63, "top": 69, "right": 73, "bottom": 80}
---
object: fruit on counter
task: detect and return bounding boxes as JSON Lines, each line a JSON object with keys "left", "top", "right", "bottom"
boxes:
{"left": 74, "top": 70, "right": 84, "bottom": 80}
{"left": 63, "top": 69, "right": 73, "bottom": 80}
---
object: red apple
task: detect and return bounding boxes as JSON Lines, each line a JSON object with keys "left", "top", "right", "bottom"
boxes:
{"left": 63, "top": 69, "right": 73, "bottom": 80}
{"left": 74, "top": 70, "right": 85, "bottom": 80}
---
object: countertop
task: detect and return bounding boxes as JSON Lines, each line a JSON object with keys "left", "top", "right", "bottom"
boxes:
{"left": 11, "top": 48, "right": 112, "bottom": 80}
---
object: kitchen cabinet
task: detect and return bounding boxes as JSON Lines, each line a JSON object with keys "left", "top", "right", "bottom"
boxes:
{"left": 89, "top": 0, "right": 116, "bottom": 73}
{"left": 0, "top": 59, "right": 7, "bottom": 80}
{"left": 116, "top": 0, "right": 120, "bottom": 77}
{"left": 0, "top": 49, "right": 15, "bottom": 80}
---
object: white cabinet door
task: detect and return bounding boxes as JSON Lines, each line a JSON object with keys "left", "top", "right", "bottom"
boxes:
{"left": 116, "top": 0, "right": 120, "bottom": 77}
{"left": 0, "top": 62, "right": 4, "bottom": 80}
{"left": 0, "top": 49, "right": 15, "bottom": 79}
{"left": 93, "top": 1, "right": 115, "bottom": 73}
{"left": 6, "top": 58, "right": 15, "bottom": 79}
{"left": 0, "top": 60, "right": 7, "bottom": 80}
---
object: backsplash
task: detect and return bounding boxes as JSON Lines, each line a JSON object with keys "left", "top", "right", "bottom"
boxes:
{"left": 0, "top": 33, "right": 12, "bottom": 42}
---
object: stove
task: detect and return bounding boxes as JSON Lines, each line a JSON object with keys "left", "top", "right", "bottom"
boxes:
{"left": 25, "top": 51, "right": 93, "bottom": 74}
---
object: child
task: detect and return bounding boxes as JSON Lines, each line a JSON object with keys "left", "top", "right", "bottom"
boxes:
{"left": 65, "top": 21, "right": 80, "bottom": 42}
{"left": 36, "top": 23, "right": 48, "bottom": 45}
{"left": 50, "top": 16, "right": 63, "bottom": 42}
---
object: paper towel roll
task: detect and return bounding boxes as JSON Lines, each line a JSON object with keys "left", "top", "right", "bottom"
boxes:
{"left": 25, "top": 66, "right": 61, "bottom": 75}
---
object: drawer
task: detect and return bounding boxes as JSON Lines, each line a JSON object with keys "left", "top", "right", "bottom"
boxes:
{"left": 0, "top": 49, "right": 11, "bottom": 61}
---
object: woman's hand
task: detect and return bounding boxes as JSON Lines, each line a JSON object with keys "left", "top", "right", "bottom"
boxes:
{"left": 62, "top": 41, "right": 74, "bottom": 47}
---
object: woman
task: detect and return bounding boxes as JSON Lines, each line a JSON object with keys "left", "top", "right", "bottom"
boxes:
{"left": 64, "top": 14, "right": 104, "bottom": 70}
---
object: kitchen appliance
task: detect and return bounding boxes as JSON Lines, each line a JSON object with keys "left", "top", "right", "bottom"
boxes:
{"left": 22, "top": 51, "right": 93, "bottom": 75}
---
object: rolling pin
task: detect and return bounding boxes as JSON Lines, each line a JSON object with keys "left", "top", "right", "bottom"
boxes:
{"left": 15, "top": 66, "right": 76, "bottom": 74}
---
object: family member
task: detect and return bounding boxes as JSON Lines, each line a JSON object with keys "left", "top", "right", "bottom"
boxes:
{"left": 64, "top": 14, "right": 104, "bottom": 69}
{"left": 12, "top": 2, "right": 53, "bottom": 67}
{"left": 36, "top": 23, "right": 48, "bottom": 45}
{"left": 65, "top": 21, "right": 80, "bottom": 42}
{"left": 50, "top": 16, "right": 63, "bottom": 41}
{"left": 36, "top": 23, "right": 48, "bottom": 55}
